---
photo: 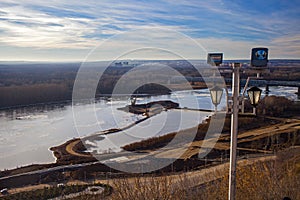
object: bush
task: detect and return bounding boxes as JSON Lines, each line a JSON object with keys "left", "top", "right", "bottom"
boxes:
{"left": 256, "top": 96, "right": 294, "bottom": 116}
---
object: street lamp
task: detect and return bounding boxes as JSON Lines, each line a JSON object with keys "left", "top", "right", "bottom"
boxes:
{"left": 247, "top": 86, "right": 262, "bottom": 107}
{"left": 210, "top": 86, "right": 223, "bottom": 112}
{"left": 208, "top": 52, "right": 265, "bottom": 199}
{"left": 209, "top": 63, "right": 241, "bottom": 200}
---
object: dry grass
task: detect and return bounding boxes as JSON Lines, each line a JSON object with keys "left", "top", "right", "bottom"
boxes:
{"left": 107, "top": 147, "right": 300, "bottom": 200}
{"left": 4, "top": 150, "right": 299, "bottom": 200}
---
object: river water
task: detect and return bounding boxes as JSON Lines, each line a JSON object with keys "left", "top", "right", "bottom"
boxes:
{"left": 0, "top": 87, "right": 298, "bottom": 170}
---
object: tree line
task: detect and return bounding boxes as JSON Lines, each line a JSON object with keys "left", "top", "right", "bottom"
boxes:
{"left": 0, "top": 61, "right": 298, "bottom": 108}
{"left": 0, "top": 62, "right": 199, "bottom": 108}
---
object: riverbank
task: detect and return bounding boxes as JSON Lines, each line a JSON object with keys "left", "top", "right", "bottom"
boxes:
{"left": 1, "top": 113, "right": 299, "bottom": 179}
{"left": 0, "top": 119, "right": 298, "bottom": 196}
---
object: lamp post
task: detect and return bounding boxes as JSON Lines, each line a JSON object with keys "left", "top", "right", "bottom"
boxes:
{"left": 209, "top": 63, "right": 240, "bottom": 200}
{"left": 209, "top": 85, "right": 223, "bottom": 113}
{"left": 208, "top": 56, "right": 264, "bottom": 199}
{"left": 227, "top": 72, "right": 262, "bottom": 200}
{"left": 247, "top": 86, "right": 262, "bottom": 115}
{"left": 228, "top": 63, "right": 240, "bottom": 200}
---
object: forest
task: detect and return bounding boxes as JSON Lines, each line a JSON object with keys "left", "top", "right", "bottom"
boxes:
{"left": 0, "top": 60, "right": 299, "bottom": 108}
{"left": 0, "top": 61, "right": 199, "bottom": 108}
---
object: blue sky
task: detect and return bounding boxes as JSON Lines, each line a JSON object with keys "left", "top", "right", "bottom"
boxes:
{"left": 0, "top": 0, "right": 299, "bottom": 61}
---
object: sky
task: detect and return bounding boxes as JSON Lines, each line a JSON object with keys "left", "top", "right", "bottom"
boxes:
{"left": 0, "top": 0, "right": 299, "bottom": 61}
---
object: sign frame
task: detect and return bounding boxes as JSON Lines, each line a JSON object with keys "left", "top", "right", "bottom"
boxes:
{"left": 207, "top": 53, "right": 223, "bottom": 66}
{"left": 251, "top": 47, "right": 268, "bottom": 68}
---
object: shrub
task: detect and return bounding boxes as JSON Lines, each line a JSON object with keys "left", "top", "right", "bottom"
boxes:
{"left": 256, "top": 96, "right": 294, "bottom": 116}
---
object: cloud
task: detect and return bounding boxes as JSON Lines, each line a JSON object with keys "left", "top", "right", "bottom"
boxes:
{"left": 0, "top": 0, "right": 299, "bottom": 60}
{"left": 268, "top": 34, "right": 300, "bottom": 58}
{"left": 196, "top": 38, "right": 259, "bottom": 59}
{"left": 197, "top": 35, "right": 300, "bottom": 59}
{"left": 0, "top": 4, "right": 101, "bottom": 48}
{"left": 0, "top": 1, "right": 198, "bottom": 49}
{"left": 0, "top": 1, "right": 184, "bottom": 48}
{"left": 164, "top": 0, "right": 234, "bottom": 15}
{"left": 78, "top": 27, "right": 208, "bottom": 61}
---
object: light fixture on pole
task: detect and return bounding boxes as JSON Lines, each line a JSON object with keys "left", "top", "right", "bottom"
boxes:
{"left": 247, "top": 86, "right": 262, "bottom": 115}
{"left": 209, "top": 85, "right": 223, "bottom": 112}
{"left": 247, "top": 86, "right": 262, "bottom": 107}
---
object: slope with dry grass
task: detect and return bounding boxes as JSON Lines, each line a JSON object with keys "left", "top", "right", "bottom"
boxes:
{"left": 108, "top": 146, "right": 300, "bottom": 200}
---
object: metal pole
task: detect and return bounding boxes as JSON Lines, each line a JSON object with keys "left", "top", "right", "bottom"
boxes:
{"left": 229, "top": 63, "right": 240, "bottom": 200}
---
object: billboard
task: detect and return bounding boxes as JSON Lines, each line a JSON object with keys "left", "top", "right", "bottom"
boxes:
{"left": 251, "top": 47, "right": 268, "bottom": 68}
{"left": 207, "top": 53, "right": 223, "bottom": 66}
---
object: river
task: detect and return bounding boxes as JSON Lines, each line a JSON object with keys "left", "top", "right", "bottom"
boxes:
{"left": 0, "top": 87, "right": 298, "bottom": 170}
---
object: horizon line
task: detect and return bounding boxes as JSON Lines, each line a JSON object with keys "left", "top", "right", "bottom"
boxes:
{"left": 1, "top": 58, "right": 300, "bottom": 63}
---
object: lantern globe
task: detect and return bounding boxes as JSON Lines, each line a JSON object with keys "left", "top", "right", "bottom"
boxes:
{"left": 210, "top": 86, "right": 223, "bottom": 106}
{"left": 247, "top": 86, "right": 262, "bottom": 107}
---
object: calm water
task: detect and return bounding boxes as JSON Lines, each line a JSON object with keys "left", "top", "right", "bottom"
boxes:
{"left": 0, "top": 87, "right": 298, "bottom": 170}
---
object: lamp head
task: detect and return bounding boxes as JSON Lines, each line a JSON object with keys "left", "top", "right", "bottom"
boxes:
{"left": 247, "top": 86, "right": 262, "bottom": 107}
{"left": 210, "top": 86, "right": 223, "bottom": 106}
